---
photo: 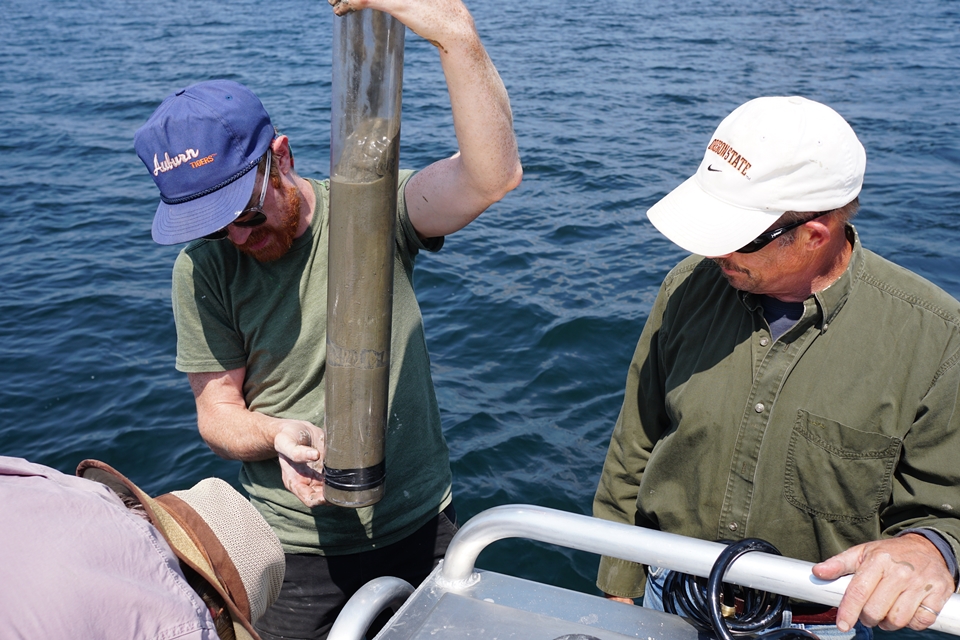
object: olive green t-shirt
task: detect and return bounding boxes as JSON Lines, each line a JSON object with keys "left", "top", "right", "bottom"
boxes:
{"left": 171, "top": 170, "right": 452, "bottom": 555}
{"left": 594, "top": 228, "right": 960, "bottom": 597}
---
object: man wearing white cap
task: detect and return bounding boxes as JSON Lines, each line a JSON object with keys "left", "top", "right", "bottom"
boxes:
{"left": 133, "top": 0, "right": 521, "bottom": 638}
{"left": 593, "top": 96, "right": 960, "bottom": 637}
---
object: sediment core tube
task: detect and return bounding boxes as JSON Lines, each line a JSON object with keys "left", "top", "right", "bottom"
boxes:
{"left": 324, "top": 9, "right": 404, "bottom": 507}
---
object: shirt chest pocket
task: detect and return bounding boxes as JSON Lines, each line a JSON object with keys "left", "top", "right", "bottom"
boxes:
{"left": 784, "top": 410, "right": 901, "bottom": 522}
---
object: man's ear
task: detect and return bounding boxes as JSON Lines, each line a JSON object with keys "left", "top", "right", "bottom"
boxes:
{"left": 271, "top": 135, "right": 294, "bottom": 173}
{"left": 801, "top": 217, "right": 833, "bottom": 251}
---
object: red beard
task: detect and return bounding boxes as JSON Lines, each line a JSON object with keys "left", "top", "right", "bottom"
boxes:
{"left": 237, "top": 182, "right": 303, "bottom": 262}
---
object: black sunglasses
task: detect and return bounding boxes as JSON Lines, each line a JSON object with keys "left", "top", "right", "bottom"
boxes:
{"left": 204, "top": 151, "right": 271, "bottom": 241}
{"left": 735, "top": 209, "right": 833, "bottom": 254}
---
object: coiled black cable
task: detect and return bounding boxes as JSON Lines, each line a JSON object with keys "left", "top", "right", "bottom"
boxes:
{"left": 662, "top": 538, "right": 819, "bottom": 640}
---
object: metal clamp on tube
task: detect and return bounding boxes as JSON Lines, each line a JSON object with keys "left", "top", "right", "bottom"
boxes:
{"left": 325, "top": 8, "right": 405, "bottom": 507}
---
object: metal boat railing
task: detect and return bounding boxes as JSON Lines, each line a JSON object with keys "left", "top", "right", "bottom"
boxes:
{"left": 329, "top": 576, "right": 414, "bottom": 640}
{"left": 330, "top": 504, "right": 960, "bottom": 639}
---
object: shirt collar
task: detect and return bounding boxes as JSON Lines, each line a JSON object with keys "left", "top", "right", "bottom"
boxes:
{"left": 812, "top": 224, "right": 862, "bottom": 333}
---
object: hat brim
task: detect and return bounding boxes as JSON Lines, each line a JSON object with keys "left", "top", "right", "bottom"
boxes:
{"left": 647, "top": 174, "right": 784, "bottom": 257}
{"left": 151, "top": 165, "right": 258, "bottom": 245}
{"left": 76, "top": 460, "right": 260, "bottom": 640}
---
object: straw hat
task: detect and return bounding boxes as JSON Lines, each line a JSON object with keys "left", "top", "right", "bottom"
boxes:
{"left": 77, "top": 460, "right": 284, "bottom": 640}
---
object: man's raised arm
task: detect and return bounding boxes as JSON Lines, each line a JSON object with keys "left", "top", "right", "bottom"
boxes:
{"left": 331, "top": 0, "right": 523, "bottom": 238}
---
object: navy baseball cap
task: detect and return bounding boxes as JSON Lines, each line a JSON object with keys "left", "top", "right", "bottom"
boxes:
{"left": 134, "top": 80, "right": 274, "bottom": 245}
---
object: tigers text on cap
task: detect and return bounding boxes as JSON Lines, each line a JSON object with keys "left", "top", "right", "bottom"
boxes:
{"left": 134, "top": 80, "right": 274, "bottom": 245}
{"left": 77, "top": 460, "right": 285, "bottom": 640}
{"left": 646, "top": 96, "right": 866, "bottom": 256}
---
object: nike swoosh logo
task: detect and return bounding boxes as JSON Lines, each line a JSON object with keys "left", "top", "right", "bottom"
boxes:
{"left": 707, "top": 164, "right": 722, "bottom": 172}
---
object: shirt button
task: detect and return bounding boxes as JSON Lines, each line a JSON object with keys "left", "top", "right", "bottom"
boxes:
{"left": 754, "top": 403, "right": 764, "bottom": 413}
{"left": 728, "top": 523, "right": 738, "bottom": 532}
{"left": 760, "top": 337, "right": 770, "bottom": 347}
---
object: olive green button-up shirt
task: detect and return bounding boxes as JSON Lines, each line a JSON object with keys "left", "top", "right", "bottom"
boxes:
{"left": 594, "top": 229, "right": 960, "bottom": 598}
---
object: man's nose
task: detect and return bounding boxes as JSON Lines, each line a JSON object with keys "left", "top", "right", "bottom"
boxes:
{"left": 227, "top": 224, "right": 254, "bottom": 245}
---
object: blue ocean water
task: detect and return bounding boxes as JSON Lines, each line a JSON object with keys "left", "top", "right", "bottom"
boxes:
{"left": 1, "top": 0, "right": 959, "bottom": 634}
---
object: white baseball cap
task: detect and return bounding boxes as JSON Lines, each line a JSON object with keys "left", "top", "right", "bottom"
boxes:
{"left": 647, "top": 96, "right": 866, "bottom": 256}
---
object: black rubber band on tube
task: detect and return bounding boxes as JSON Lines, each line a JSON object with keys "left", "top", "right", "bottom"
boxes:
{"left": 323, "top": 461, "right": 386, "bottom": 491}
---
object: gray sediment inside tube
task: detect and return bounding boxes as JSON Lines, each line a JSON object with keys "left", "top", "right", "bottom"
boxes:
{"left": 324, "top": 117, "right": 399, "bottom": 507}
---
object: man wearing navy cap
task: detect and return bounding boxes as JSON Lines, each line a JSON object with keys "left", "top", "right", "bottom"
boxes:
{"left": 593, "top": 96, "right": 960, "bottom": 638}
{"left": 134, "top": 1, "right": 521, "bottom": 638}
